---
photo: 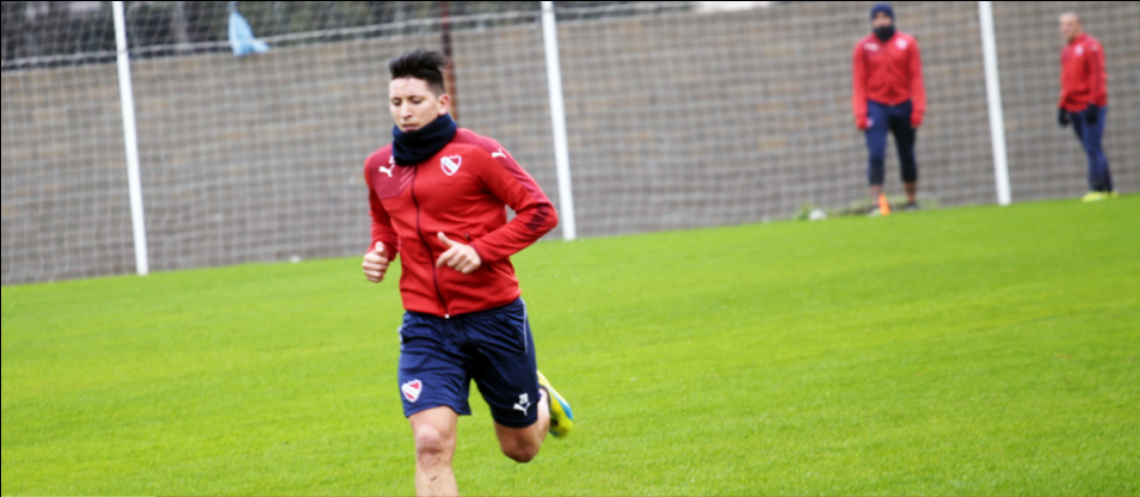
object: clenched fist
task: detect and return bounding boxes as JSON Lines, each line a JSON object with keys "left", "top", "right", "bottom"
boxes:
{"left": 362, "top": 241, "right": 390, "bottom": 283}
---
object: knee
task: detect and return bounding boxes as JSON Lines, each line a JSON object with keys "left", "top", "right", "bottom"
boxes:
{"left": 414, "top": 426, "right": 455, "bottom": 463}
{"left": 498, "top": 430, "right": 541, "bottom": 463}
{"left": 867, "top": 144, "right": 887, "bottom": 165}
{"left": 502, "top": 443, "right": 539, "bottom": 463}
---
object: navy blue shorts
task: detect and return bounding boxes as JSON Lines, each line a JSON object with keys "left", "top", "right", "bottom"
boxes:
{"left": 397, "top": 298, "right": 540, "bottom": 428}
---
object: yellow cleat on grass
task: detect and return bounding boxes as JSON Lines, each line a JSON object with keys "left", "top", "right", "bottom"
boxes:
{"left": 537, "top": 370, "right": 574, "bottom": 437}
{"left": 1106, "top": 191, "right": 1118, "bottom": 199}
{"left": 1081, "top": 191, "right": 1107, "bottom": 202}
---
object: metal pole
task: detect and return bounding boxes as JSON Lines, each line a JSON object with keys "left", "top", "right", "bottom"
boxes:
{"left": 440, "top": 1, "right": 459, "bottom": 122}
{"left": 541, "top": 1, "right": 577, "bottom": 240}
{"left": 113, "top": 1, "right": 150, "bottom": 274}
{"left": 978, "top": 1, "right": 1011, "bottom": 206}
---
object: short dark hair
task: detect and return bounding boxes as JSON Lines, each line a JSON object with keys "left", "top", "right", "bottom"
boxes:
{"left": 389, "top": 49, "right": 447, "bottom": 95}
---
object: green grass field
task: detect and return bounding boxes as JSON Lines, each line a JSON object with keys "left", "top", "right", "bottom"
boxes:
{"left": 2, "top": 197, "right": 1138, "bottom": 496}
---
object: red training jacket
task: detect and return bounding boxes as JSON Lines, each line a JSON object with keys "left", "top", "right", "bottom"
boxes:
{"left": 364, "top": 129, "right": 558, "bottom": 318}
{"left": 1059, "top": 33, "right": 1108, "bottom": 112}
{"left": 851, "top": 31, "right": 926, "bottom": 128}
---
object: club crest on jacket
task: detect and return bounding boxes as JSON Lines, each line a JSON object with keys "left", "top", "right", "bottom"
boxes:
{"left": 441, "top": 155, "right": 462, "bottom": 176}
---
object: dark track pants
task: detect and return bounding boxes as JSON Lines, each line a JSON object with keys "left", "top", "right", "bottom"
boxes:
{"left": 865, "top": 100, "right": 918, "bottom": 186}
{"left": 1069, "top": 105, "right": 1114, "bottom": 192}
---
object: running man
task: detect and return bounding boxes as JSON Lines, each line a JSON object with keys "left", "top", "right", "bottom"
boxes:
{"left": 361, "top": 49, "right": 574, "bottom": 496}
{"left": 852, "top": 3, "right": 926, "bottom": 211}
{"left": 1056, "top": 12, "right": 1116, "bottom": 202}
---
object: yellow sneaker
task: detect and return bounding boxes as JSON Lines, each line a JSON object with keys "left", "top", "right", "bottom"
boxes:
{"left": 1106, "top": 191, "right": 1118, "bottom": 199}
{"left": 537, "top": 370, "right": 574, "bottom": 437}
{"left": 1081, "top": 191, "right": 1107, "bottom": 202}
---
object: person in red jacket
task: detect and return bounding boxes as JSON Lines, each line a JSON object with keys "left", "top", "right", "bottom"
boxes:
{"left": 852, "top": 3, "right": 925, "bottom": 211}
{"left": 1056, "top": 12, "right": 1116, "bottom": 202}
{"left": 360, "top": 50, "right": 574, "bottom": 496}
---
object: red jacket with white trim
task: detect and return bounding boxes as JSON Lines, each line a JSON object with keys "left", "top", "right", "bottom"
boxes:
{"left": 851, "top": 31, "right": 926, "bottom": 128}
{"left": 1059, "top": 33, "right": 1108, "bottom": 112}
{"left": 364, "top": 129, "right": 558, "bottom": 318}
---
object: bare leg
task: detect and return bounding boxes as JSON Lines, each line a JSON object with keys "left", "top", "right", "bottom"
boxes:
{"left": 870, "top": 184, "right": 883, "bottom": 201}
{"left": 493, "top": 389, "right": 551, "bottom": 463}
{"left": 905, "top": 182, "right": 917, "bottom": 204}
{"left": 408, "top": 407, "right": 459, "bottom": 497}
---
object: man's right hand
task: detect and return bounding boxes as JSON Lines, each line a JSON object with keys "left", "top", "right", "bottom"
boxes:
{"left": 855, "top": 115, "right": 871, "bottom": 130}
{"left": 1057, "top": 108, "right": 1070, "bottom": 127}
{"left": 362, "top": 241, "right": 389, "bottom": 283}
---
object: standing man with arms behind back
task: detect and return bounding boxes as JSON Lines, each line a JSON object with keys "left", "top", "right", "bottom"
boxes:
{"left": 361, "top": 49, "right": 575, "bottom": 497}
{"left": 852, "top": 3, "right": 926, "bottom": 212}
{"left": 1056, "top": 12, "right": 1116, "bottom": 202}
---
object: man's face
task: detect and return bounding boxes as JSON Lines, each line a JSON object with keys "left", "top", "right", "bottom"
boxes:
{"left": 872, "top": 12, "right": 893, "bottom": 29}
{"left": 388, "top": 77, "right": 449, "bottom": 132}
{"left": 1059, "top": 15, "right": 1080, "bottom": 42}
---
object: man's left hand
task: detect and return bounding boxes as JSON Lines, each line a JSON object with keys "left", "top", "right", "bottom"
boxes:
{"left": 437, "top": 232, "right": 482, "bottom": 274}
{"left": 911, "top": 112, "right": 923, "bottom": 129}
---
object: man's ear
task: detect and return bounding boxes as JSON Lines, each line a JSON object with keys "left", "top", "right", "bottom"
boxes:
{"left": 437, "top": 93, "right": 452, "bottom": 116}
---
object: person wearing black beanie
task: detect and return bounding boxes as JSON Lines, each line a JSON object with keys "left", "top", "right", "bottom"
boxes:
{"left": 851, "top": 3, "right": 926, "bottom": 211}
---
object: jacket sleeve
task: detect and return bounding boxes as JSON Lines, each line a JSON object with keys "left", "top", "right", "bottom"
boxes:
{"left": 910, "top": 38, "right": 926, "bottom": 121}
{"left": 469, "top": 147, "right": 558, "bottom": 263}
{"left": 1058, "top": 51, "right": 1068, "bottom": 108}
{"left": 852, "top": 42, "right": 868, "bottom": 123}
{"left": 364, "top": 164, "right": 399, "bottom": 258}
{"left": 1088, "top": 41, "right": 1108, "bottom": 106}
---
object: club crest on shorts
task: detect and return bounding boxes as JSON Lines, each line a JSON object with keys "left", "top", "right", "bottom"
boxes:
{"left": 440, "top": 155, "right": 462, "bottom": 176}
{"left": 402, "top": 379, "right": 423, "bottom": 402}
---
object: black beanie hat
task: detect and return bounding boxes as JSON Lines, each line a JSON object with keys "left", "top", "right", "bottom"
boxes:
{"left": 870, "top": 3, "right": 895, "bottom": 20}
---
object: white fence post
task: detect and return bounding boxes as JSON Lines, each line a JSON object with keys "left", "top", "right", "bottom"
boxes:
{"left": 112, "top": 1, "right": 150, "bottom": 274}
{"left": 978, "top": 1, "right": 1012, "bottom": 206}
{"left": 541, "top": 1, "right": 577, "bottom": 240}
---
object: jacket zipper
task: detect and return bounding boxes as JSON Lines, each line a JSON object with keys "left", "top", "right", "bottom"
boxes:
{"left": 410, "top": 167, "right": 450, "bottom": 318}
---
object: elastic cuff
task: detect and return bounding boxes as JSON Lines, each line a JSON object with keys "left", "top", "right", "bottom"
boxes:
{"left": 404, "top": 403, "right": 470, "bottom": 419}
{"left": 469, "top": 242, "right": 492, "bottom": 264}
{"left": 492, "top": 412, "right": 539, "bottom": 429}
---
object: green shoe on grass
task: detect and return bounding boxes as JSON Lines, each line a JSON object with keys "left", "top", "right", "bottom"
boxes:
{"left": 1081, "top": 191, "right": 1107, "bottom": 202}
{"left": 537, "top": 370, "right": 574, "bottom": 437}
